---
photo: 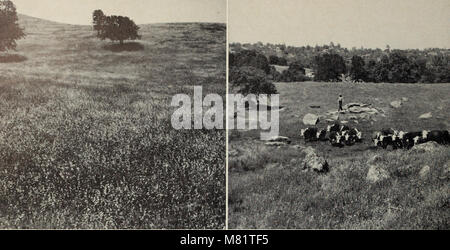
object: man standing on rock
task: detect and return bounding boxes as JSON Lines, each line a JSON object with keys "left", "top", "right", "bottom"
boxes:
{"left": 338, "top": 94, "right": 343, "bottom": 112}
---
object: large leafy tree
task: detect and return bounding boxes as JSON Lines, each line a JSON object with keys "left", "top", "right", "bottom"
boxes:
{"left": 0, "top": 0, "right": 25, "bottom": 53}
{"left": 349, "top": 55, "right": 367, "bottom": 82}
{"left": 230, "top": 66, "right": 278, "bottom": 101}
{"left": 313, "top": 52, "right": 347, "bottom": 81}
{"left": 229, "top": 50, "right": 271, "bottom": 74}
{"left": 92, "top": 9, "right": 106, "bottom": 36}
{"left": 93, "top": 10, "right": 141, "bottom": 45}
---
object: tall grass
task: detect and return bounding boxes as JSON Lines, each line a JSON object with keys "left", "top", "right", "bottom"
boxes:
{"left": 0, "top": 15, "right": 226, "bottom": 229}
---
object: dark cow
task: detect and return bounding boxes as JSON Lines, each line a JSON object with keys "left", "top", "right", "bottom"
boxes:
{"left": 377, "top": 134, "right": 394, "bottom": 149}
{"left": 301, "top": 127, "right": 318, "bottom": 142}
{"left": 402, "top": 131, "right": 423, "bottom": 149}
{"left": 327, "top": 123, "right": 340, "bottom": 133}
{"left": 340, "top": 125, "right": 350, "bottom": 132}
{"left": 343, "top": 128, "right": 362, "bottom": 145}
{"left": 329, "top": 131, "right": 344, "bottom": 147}
{"left": 316, "top": 129, "right": 328, "bottom": 141}
{"left": 424, "top": 130, "right": 450, "bottom": 145}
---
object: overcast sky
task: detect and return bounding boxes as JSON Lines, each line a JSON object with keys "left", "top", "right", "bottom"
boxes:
{"left": 13, "top": 0, "right": 226, "bottom": 24}
{"left": 229, "top": 0, "right": 450, "bottom": 49}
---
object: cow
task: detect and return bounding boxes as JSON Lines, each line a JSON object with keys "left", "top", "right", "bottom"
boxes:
{"left": 424, "top": 130, "right": 450, "bottom": 145}
{"left": 403, "top": 131, "right": 423, "bottom": 149}
{"left": 329, "top": 131, "right": 344, "bottom": 147}
{"left": 301, "top": 127, "right": 318, "bottom": 142}
{"left": 377, "top": 134, "right": 394, "bottom": 149}
{"left": 316, "top": 129, "right": 328, "bottom": 141}
{"left": 340, "top": 125, "right": 350, "bottom": 132}
{"left": 327, "top": 123, "right": 340, "bottom": 133}
{"left": 343, "top": 128, "right": 362, "bottom": 145}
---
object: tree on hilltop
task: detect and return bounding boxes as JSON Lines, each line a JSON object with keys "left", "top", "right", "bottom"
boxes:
{"left": 92, "top": 10, "right": 141, "bottom": 45}
{"left": 92, "top": 9, "right": 106, "bottom": 36}
{"left": 0, "top": 0, "right": 25, "bottom": 53}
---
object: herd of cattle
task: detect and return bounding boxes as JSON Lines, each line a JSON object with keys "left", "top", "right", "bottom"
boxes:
{"left": 300, "top": 123, "right": 362, "bottom": 147}
{"left": 372, "top": 128, "right": 450, "bottom": 149}
{"left": 301, "top": 123, "right": 450, "bottom": 149}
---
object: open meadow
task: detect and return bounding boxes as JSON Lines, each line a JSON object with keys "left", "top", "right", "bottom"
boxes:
{"left": 229, "top": 81, "right": 450, "bottom": 229}
{"left": 0, "top": 15, "right": 226, "bottom": 229}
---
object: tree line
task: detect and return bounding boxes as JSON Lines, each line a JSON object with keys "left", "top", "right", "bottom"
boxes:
{"left": 230, "top": 42, "right": 450, "bottom": 83}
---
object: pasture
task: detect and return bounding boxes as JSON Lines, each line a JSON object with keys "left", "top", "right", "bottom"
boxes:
{"left": 229, "top": 81, "right": 450, "bottom": 229}
{"left": 0, "top": 15, "right": 226, "bottom": 229}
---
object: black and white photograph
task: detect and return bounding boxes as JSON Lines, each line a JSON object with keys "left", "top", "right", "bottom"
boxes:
{"left": 228, "top": 0, "right": 449, "bottom": 229}
{"left": 0, "top": 0, "right": 226, "bottom": 229}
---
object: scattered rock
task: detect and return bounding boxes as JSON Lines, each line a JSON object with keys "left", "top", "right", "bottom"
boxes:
{"left": 344, "top": 103, "right": 370, "bottom": 109}
{"left": 341, "top": 121, "right": 348, "bottom": 124}
{"left": 401, "top": 97, "right": 409, "bottom": 102}
{"left": 302, "top": 147, "right": 329, "bottom": 173}
{"left": 366, "top": 155, "right": 390, "bottom": 183}
{"left": 303, "top": 113, "right": 320, "bottom": 126}
{"left": 390, "top": 100, "right": 402, "bottom": 109}
{"left": 263, "top": 135, "right": 290, "bottom": 143}
{"left": 349, "top": 116, "right": 357, "bottom": 120}
{"left": 349, "top": 106, "right": 378, "bottom": 114}
{"left": 419, "top": 165, "right": 431, "bottom": 179}
{"left": 419, "top": 112, "right": 432, "bottom": 119}
{"left": 367, "top": 164, "right": 390, "bottom": 183}
{"left": 265, "top": 141, "right": 288, "bottom": 147}
{"left": 411, "top": 141, "right": 440, "bottom": 153}
{"left": 353, "top": 120, "right": 359, "bottom": 124}
{"left": 441, "top": 161, "right": 450, "bottom": 179}
{"left": 264, "top": 136, "right": 291, "bottom": 146}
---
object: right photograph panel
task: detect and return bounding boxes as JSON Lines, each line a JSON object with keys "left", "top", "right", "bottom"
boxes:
{"left": 228, "top": 0, "right": 450, "bottom": 229}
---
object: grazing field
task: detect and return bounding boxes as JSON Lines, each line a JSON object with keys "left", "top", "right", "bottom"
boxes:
{"left": 0, "top": 15, "right": 226, "bottom": 229}
{"left": 229, "top": 81, "right": 450, "bottom": 229}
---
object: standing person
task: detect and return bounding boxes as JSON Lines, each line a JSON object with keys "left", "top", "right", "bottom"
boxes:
{"left": 338, "top": 94, "right": 343, "bottom": 112}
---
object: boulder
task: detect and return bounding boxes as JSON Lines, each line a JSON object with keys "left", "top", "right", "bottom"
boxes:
{"left": 390, "top": 100, "right": 402, "bottom": 109}
{"left": 367, "top": 164, "right": 390, "bottom": 183}
{"left": 349, "top": 106, "right": 378, "bottom": 114}
{"left": 303, "top": 113, "right": 319, "bottom": 126}
{"left": 419, "top": 165, "right": 431, "bottom": 179}
{"left": 411, "top": 141, "right": 440, "bottom": 153}
{"left": 344, "top": 103, "right": 370, "bottom": 109}
{"left": 419, "top": 112, "right": 432, "bottom": 119}
{"left": 401, "top": 97, "right": 409, "bottom": 102}
{"left": 302, "top": 147, "right": 329, "bottom": 173}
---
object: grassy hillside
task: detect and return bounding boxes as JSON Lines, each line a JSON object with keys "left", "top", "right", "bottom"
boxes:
{"left": 0, "top": 15, "right": 226, "bottom": 229}
{"left": 229, "top": 81, "right": 450, "bottom": 229}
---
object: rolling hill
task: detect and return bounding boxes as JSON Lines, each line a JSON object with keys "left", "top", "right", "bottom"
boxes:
{"left": 0, "top": 14, "right": 226, "bottom": 229}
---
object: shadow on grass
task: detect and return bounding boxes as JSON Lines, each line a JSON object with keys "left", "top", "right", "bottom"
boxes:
{"left": 103, "top": 42, "right": 144, "bottom": 52}
{"left": 0, "top": 54, "right": 27, "bottom": 63}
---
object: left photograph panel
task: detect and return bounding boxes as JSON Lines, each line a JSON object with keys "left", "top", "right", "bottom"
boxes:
{"left": 0, "top": 0, "right": 226, "bottom": 229}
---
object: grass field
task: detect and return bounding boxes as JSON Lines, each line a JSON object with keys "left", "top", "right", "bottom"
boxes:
{"left": 0, "top": 15, "right": 226, "bottom": 229}
{"left": 229, "top": 81, "right": 450, "bottom": 229}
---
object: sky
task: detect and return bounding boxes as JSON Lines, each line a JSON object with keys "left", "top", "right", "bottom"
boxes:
{"left": 229, "top": 0, "right": 450, "bottom": 49}
{"left": 13, "top": 0, "right": 226, "bottom": 24}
